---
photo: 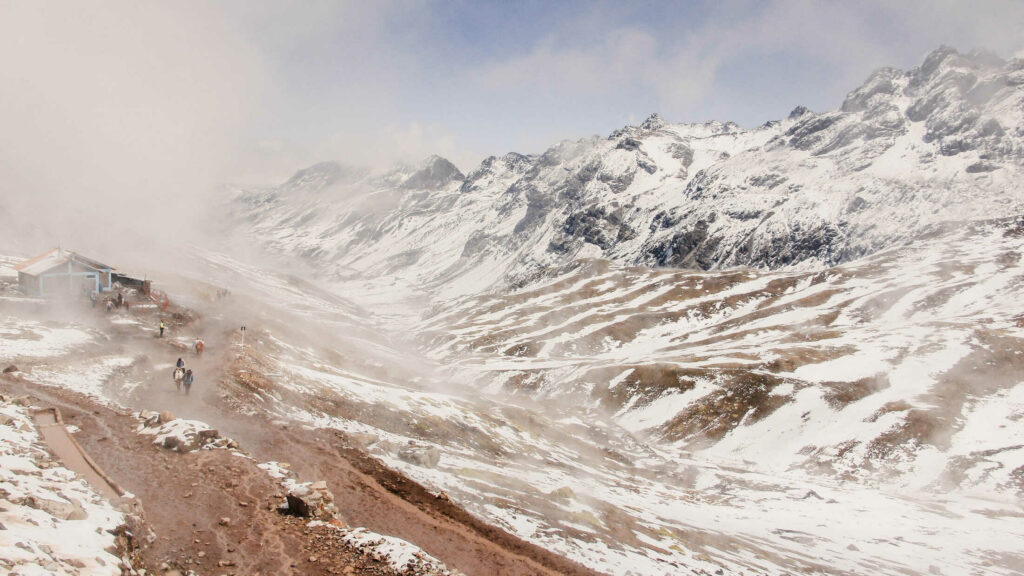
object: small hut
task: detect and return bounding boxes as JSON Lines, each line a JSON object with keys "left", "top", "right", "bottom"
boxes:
{"left": 15, "top": 248, "right": 116, "bottom": 297}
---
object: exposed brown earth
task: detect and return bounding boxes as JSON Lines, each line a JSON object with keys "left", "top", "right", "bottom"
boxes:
{"left": 0, "top": 285, "right": 606, "bottom": 576}
{"left": 2, "top": 369, "right": 605, "bottom": 576}
{"left": 658, "top": 370, "right": 792, "bottom": 444}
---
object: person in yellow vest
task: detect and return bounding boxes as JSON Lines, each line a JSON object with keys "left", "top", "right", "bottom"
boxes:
{"left": 159, "top": 320, "right": 165, "bottom": 338}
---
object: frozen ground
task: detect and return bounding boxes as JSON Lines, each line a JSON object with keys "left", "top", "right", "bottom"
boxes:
{"left": 176, "top": 221, "right": 1024, "bottom": 575}
{"left": 0, "top": 402, "right": 125, "bottom": 576}
{"left": 2, "top": 219, "right": 1022, "bottom": 576}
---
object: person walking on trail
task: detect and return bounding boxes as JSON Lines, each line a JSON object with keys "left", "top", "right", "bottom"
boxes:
{"left": 176, "top": 357, "right": 185, "bottom": 369}
{"left": 183, "top": 369, "right": 194, "bottom": 395}
{"left": 159, "top": 320, "right": 165, "bottom": 338}
{"left": 194, "top": 338, "right": 205, "bottom": 357}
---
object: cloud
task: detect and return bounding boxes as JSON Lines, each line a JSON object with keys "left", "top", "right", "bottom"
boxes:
{"left": 310, "top": 122, "right": 464, "bottom": 172}
{"left": 469, "top": 0, "right": 1024, "bottom": 127}
{"left": 3, "top": 0, "right": 1023, "bottom": 246}
{"left": 0, "top": 1, "right": 268, "bottom": 248}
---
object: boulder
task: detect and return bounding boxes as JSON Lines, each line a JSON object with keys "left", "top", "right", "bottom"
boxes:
{"left": 349, "top": 433, "right": 379, "bottom": 448}
{"left": 158, "top": 411, "right": 175, "bottom": 424}
{"left": 398, "top": 443, "right": 441, "bottom": 468}
{"left": 25, "top": 496, "right": 79, "bottom": 520}
{"left": 548, "top": 486, "right": 575, "bottom": 501}
{"left": 285, "top": 492, "right": 313, "bottom": 518}
{"left": 283, "top": 481, "right": 339, "bottom": 520}
{"left": 2, "top": 365, "right": 18, "bottom": 373}
{"left": 67, "top": 498, "right": 88, "bottom": 521}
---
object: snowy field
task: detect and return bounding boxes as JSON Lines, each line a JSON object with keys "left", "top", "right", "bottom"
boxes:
{"left": 0, "top": 402, "right": 125, "bottom": 575}
{"left": 209, "top": 221, "right": 1024, "bottom": 575}
{"left": 2, "top": 219, "right": 1021, "bottom": 576}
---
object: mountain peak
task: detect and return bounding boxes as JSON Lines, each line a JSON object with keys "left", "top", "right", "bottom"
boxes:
{"left": 400, "top": 155, "right": 464, "bottom": 190}
{"left": 909, "top": 44, "right": 1004, "bottom": 88}
{"left": 788, "top": 105, "right": 812, "bottom": 120}
{"left": 640, "top": 113, "right": 667, "bottom": 131}
{"left": 280, "top": 161, "right": 344, "bottom": 194}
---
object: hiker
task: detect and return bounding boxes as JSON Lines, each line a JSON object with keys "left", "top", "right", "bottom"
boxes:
{"left": 90, "top": 293, "right": 96, "bottom": 308}
{"left": 176, "top": 357, "right": 184, "bottom": 369}
{"left": 105, "top": 300, "right": 113, "bottom": 313}
{"left": 183, "top": 369, "right": 194, "bottom": 395}
{"left": 194, "top": 338, "right": 205, "bottom": 357}
{"left": 173, "top": 366, "right": 184, "bottom": 391}
{"left": 159, "top": 320, "right": 165, "bottom": 338}
{"left": 116, "top": 292, "right": 123, "bottom": 309}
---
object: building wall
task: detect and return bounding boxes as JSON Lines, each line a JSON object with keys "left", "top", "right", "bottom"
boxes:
{"left": 18, "top": 256, "right": 113, "bottom": 296}
{"left": 17, "top": 272, "right": 40, "bottom": 296}
{"left": 34, "top": 262, "right": 101, "bottom": 296}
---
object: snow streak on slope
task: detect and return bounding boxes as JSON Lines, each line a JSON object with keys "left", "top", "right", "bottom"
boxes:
{"left": 191, "top": 222, "right": 1023, "bottom": 575}
{"left": 3, "top": 224, "right": 1022, "bottom": 575}
{"left": 422, "top": 219, "right": 1024, "bottom": 497}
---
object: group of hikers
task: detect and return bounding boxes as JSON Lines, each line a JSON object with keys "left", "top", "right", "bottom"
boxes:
{"left": 90, "top": 290, "right": 129, "bottom": 313}
{"left": 173, "top": 357, "right": 195, "bottom": 395}
{"left": 171, "top": 337, "right": 206, "bottom": 395}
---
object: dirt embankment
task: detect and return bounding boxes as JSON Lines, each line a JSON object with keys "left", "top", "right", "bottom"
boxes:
{"left": 1, "top": 371, "right": 605, "bottom": 576}
{"left": 0, "top": 278, "right": 606, "bottom": 576}
{"left": 2, "top": 376, "right": 403, "bottom": 575}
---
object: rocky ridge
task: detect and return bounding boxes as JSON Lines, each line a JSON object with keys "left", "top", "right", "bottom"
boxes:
{"left": 227, "top": 46, "right": 1024, "bottom": 300}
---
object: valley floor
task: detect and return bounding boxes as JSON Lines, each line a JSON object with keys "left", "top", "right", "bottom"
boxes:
{"left": 0, "top": 278, "right": 603, "bottom": 576}
{"left": 2, "top": 239, "right": 1023, "bottom": 576}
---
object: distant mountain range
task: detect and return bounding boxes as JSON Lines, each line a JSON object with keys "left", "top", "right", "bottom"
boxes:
{"left": 225, "top": 46, "right": 1024, "bottom": 299}
{"left": 211, "top": 48, "right": 1024, "bottom": 573}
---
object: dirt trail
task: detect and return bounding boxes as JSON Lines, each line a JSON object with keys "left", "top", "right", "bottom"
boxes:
{"left": 3, "top": 376, "right": 415, "bottom": 576}
{"left": 32, "top": 408, "right": 120, "bottom": 500}
{"left": 2, "top": 294, "right": 606, "bottom": 576}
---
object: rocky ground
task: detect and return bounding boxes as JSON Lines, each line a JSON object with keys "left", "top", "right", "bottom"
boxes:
{"left": 1, "top": 373, "right": 603, "bottom": 576}
{"left": 0, "top": 281, "right": 604, "bottom": 576}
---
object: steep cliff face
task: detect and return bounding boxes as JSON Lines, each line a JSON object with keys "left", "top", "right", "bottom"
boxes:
{"left": 227, "top": 47, "right": 1024, "bottom": 299}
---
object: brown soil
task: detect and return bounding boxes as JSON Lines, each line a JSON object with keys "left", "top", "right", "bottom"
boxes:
{"left": 659, "top": 370, "right": 792, "bottom": 444}
{"left": 1, "top": 374, "right": 605, "bottom": 576}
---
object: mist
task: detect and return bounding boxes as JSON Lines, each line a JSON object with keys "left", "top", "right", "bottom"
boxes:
{"left": 0, "top": 1, "right": 266, "bottom": 257}
{"left": 3, "top": 1, "right": 1023, "bottom": 265}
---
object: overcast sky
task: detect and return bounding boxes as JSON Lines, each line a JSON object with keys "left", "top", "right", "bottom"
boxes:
{"left": 2, "top": 0, "right": 1024, "bottom": 211}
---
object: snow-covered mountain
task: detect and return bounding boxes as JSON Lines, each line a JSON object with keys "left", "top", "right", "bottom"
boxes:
{"left": 206, "top": 47, "right": 1024, "bottom": 574}
{"left": 226, "top": 46, "right": 1024, "bottom": 302}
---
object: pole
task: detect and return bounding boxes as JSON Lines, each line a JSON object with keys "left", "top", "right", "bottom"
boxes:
{"left": 240, "top": 325, "right": 246, "bottom": 350}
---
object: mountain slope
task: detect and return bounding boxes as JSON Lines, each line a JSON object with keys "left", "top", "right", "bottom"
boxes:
{"left": 207, "top": 47, "right": 1024, "bottom": 575}
{"left": 226, "top": 46, "right": 1024, "bottom": 302}
{"left": 419, "top": 216, "right": 1024, "bottom": 496}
